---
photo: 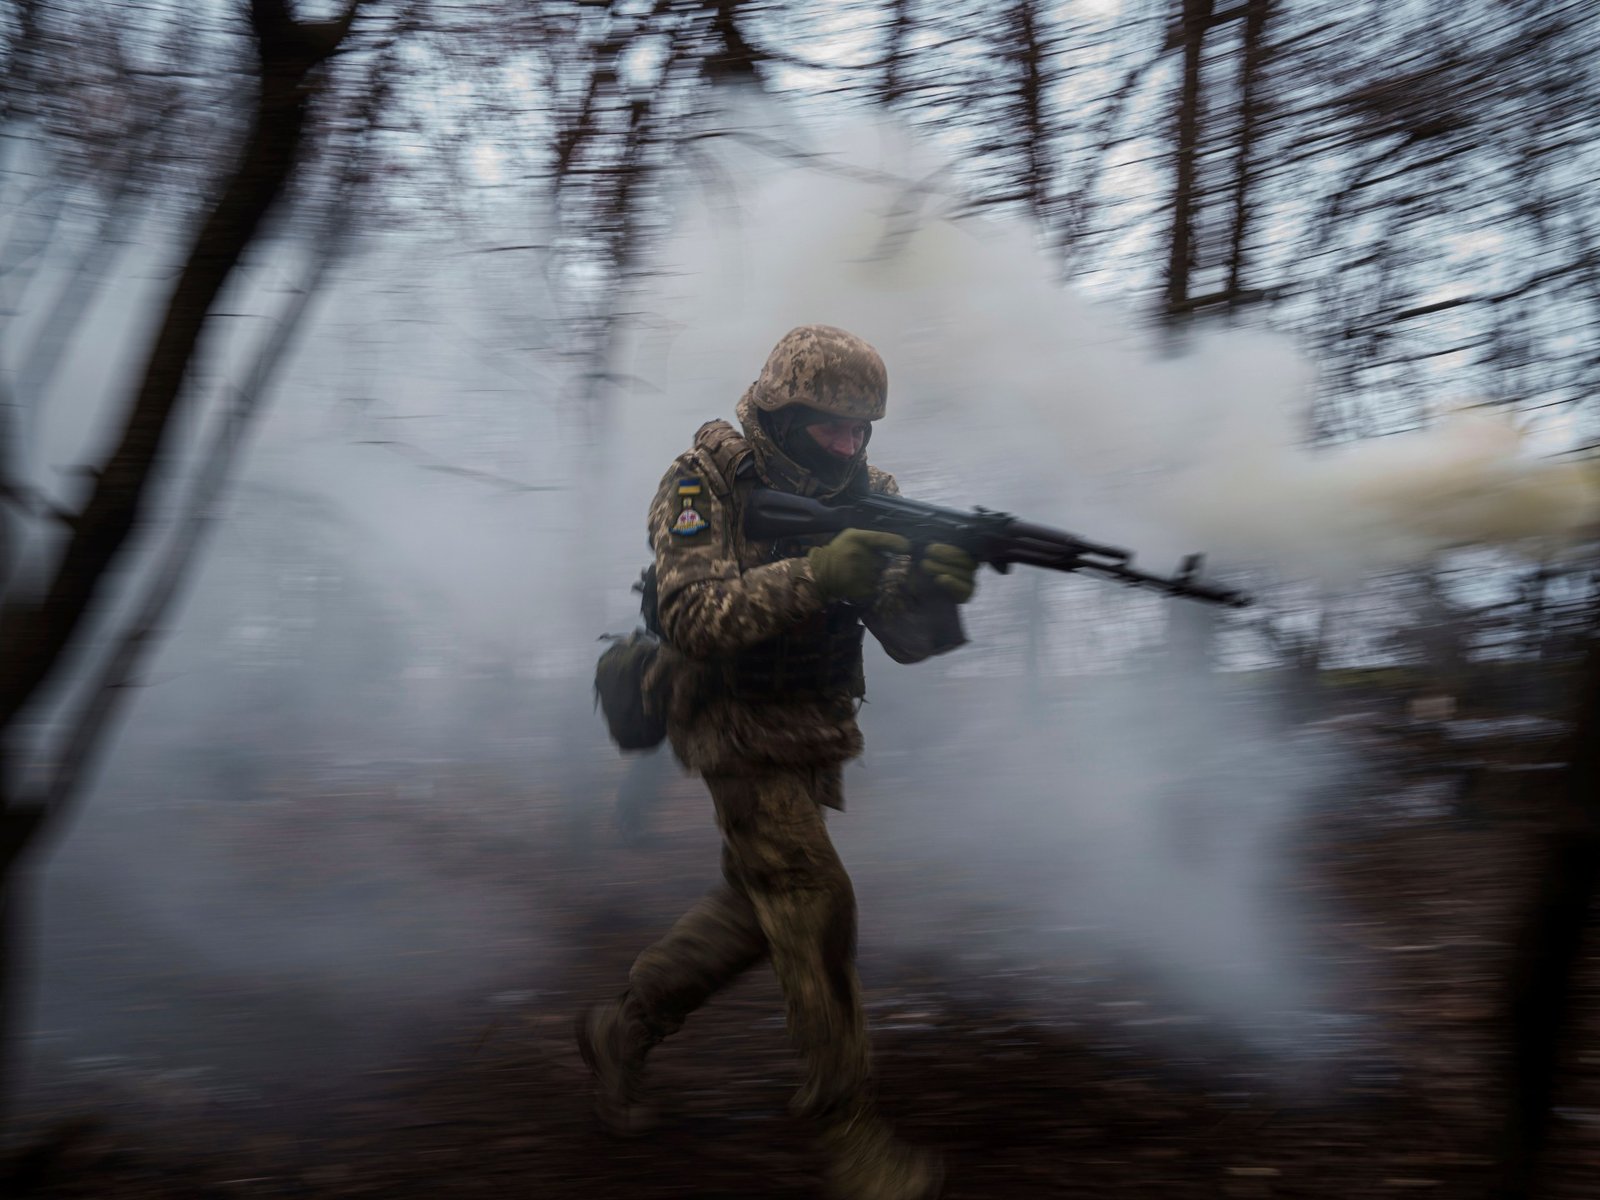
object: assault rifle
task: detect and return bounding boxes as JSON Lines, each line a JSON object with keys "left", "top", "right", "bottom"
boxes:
{"left": 745, "top": 488, "right": 1251, "bottom": 608}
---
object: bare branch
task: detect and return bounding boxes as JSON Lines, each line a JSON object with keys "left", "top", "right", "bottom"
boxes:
{"left": 0, "top": 0, "right": 363, "bottom": 745}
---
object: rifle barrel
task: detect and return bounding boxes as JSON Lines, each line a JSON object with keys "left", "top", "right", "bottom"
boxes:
{"left": 1082, "top": 559, "right": 1251, "bottom": 608}
{"left": 743, "top": 487, "right": 1251, "bottom": 608}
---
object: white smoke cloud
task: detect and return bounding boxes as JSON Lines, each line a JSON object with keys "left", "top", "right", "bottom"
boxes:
{"left": 619, "top": 99, "right": 1599, "bottom": 584}
{"left": 603, "top": 100, "right": 1593, "bottom": 1061}
{"left": 29, "top": 93, "right": 1587, "bottom": 1104}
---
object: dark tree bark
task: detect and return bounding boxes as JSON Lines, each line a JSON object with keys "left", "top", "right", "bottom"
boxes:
{"left": 1163, "top": 0, "right": 1215, "bottom": 326}
{"left": 1224, "top": 0, "right": 1271, "bottom": 310}
{"left": 880, "top": 0, "right": 914, "bottom": 107}
{"left": 1160, "top": 0, "right": 1219, "bottom": 677}
{"left": 0, "top": 0, "right": 361, "bottom": 1145}
{"left": 703, "top": 0, "right": 763, "bottom": 82}
{"left": 0, "top": 1, "right": 357, "bottom": 739}
{"left": 1497, "top": 636, "right": 1600, "bottom": 1198}
{"left": 1011, "top": 0, "right": 1052, "bottom": 233}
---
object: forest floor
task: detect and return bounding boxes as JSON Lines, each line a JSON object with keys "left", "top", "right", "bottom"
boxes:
{"left": 8, "top": 710, "right": 1599, "bottom": 1199}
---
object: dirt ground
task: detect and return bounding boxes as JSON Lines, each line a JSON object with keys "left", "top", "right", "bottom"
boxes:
{"left": 9, "top": 716, "right": 1600, "bottom": 1199}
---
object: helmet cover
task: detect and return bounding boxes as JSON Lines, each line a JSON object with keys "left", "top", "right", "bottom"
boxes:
{"left": 751, "top": 324, "right": 887, "bottom": 422}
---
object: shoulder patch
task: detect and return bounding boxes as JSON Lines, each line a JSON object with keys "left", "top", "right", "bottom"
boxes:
{"left": 671, "top": 471, "right": 709, "bottom": 536}
{"left": 671, "top": 504, "right": 708, "bottom": 536}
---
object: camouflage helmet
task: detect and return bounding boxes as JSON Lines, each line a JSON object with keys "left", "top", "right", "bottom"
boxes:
{"left": 751, "top": 325, "right": 888, "bottom": 422}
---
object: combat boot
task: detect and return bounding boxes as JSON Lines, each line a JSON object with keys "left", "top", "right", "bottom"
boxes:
{"left": 820, "top": 1111, "right": 944, "bottom": 1200}
{"left": 575, "top": 991, "right": 661, "bottom": 1136}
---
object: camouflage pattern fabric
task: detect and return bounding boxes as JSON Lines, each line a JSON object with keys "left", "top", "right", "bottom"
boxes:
{"left": 650, "top": 393, "right": 964, "bottom": 782}
{"left": 750, "top": 324, "right": 888, "bottom": 422}
{"left": 605, "top": 386, "right": 963, "bottom": 1185}
{"left": 628, "top": 764, "right": 869, "bottom": 1120}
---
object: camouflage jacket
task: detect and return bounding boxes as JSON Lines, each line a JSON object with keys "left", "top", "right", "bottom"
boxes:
{"left": 650, "top": 391, "right": 966, "bottom": 790}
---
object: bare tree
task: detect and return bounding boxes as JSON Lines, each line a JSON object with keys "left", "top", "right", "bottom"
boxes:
{"left": 1500, "top": 632, "right": 1600, "bottom": 1198}
{"left": 0, "top": 0, "right": 365, "bottom": 1132}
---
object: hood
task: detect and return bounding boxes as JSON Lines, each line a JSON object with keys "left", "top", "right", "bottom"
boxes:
{"left": 736, "top": 386, "right": 867, "bottom": 500}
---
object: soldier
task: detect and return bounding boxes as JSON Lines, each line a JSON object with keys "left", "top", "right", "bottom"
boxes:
{"left": 578, "top": 325, "right": 977, "bottom": 1199}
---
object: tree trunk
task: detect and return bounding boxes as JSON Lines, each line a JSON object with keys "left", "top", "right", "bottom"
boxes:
{"left": 881, "top": 0, "right": 914, "bottom": 106}
{"left": 1225, "top": 0, "right": 1271, "bottom": 310}
{"left": 704, "top": 0, "right": 763, "bottom": 82}
{"left": 0, "top": 1, "right": 356, "bottom": 736}
{"left": 1497, "top": 635, "right": 1600, "bottom": 1198}
{"left": 1012, "top": 0, "right": 1052, "bottom": 235}
{"left": 0, "top": 0, "right": 360, "bottom": 1149}
{"left": 1163, "top": 0, "right": 1215, "bottom": 326}
{"left": 1160, "top": 0, "right": 1219, "bottom": 676}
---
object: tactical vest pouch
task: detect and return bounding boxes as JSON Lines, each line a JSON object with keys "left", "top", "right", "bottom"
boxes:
{"left": 594, "top": 630, "right": 669, "bottom": 751}
{"left": 726, "top": 608, "right": 866, "bottom": 701}
{"left": 636, "top": 563, "right": 663, "bottom": 639}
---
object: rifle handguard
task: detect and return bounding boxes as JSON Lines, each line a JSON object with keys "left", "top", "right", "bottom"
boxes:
{"left": 744, "top": 487, "right": 1251, "bottom": 609}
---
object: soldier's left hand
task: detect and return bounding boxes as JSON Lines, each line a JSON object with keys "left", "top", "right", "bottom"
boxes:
{"left": 920, "top": 543, "right": 978, "bottom": 604}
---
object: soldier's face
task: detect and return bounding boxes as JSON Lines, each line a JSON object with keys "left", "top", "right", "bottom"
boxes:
{"left": 805, "top": 417, "right": 870, "bottom": 459}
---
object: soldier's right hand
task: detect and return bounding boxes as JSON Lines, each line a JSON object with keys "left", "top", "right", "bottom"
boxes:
{"left": 807, "top": 529, "right": 911, "bottom": 602}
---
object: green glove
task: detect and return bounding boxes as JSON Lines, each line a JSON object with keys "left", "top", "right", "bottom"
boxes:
{"left": 808, "top": 529, "right": 912, "bottom": 602}
{"left": 920, "top": 543, "right": 978, "bottom": 604}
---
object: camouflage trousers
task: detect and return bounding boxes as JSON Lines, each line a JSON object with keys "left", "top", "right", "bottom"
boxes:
{"left": 627, "top": 762, "right": 872, "bottom": 1122}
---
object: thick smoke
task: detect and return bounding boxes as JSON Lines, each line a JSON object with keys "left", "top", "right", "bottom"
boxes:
{"left": 593, "top": 110, "right": 1331, "bottom": 1049}
{"left": 606, "top": 104, "right": 1597, "bottom": 1049}
{"left": 613, "top": 109, "right": 1599, "bottom": 574}
{"left": 21, "top": 98, "right": 1596, "bottom": 1115}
